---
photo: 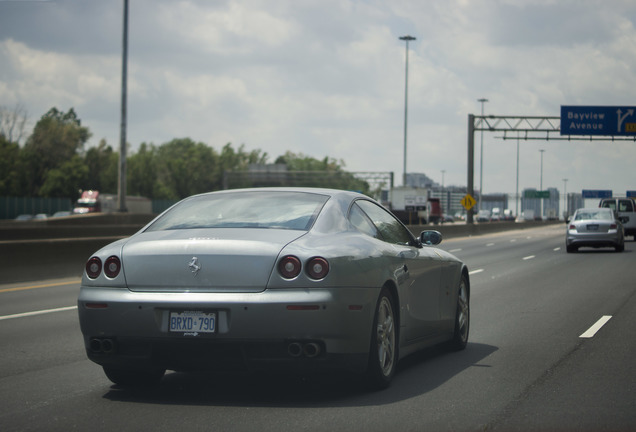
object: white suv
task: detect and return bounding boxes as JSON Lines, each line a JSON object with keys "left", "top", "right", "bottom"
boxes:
{"left": 599, "top": 198, "right": 636, "bottom": 240}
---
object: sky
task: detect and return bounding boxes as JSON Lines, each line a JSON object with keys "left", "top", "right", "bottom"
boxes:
{"left": 1, "top": 0, "right": 635, "bottom": 199}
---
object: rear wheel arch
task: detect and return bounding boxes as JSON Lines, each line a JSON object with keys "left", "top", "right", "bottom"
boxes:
{"left": 461, "top": 267, "right": 471, "bottom": 299}
{"left": 381, "top": 280, "right": 400, "bottom": 329}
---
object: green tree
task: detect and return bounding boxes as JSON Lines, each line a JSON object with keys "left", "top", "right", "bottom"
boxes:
{"left": 84, "top": 139, "right": 118, "bottom": 193}
{"left": 22, "top": 107, "right": 91, "bottom": 196}
{"left": 39, "top": 155, "right": 89, "bottom": 198}
{"left": 218, "top": 143, "right": 268, "bottom": 172}
{"left": 274, "top": 151, "right": 369, "bottom": 192}
{"left": 0, "top": 104, "right": 28, "bottom": 145}
{"left": 275, "top": 151, "right": 343, "bottom": 172}
{"left": 128, "top": 142, "right": 161, "bottom": 198}
{"left": 155, "top": 138, "right": 219, "bottom": 199}
{"left": 0, "top": 135, "right": 22, "bottom": 195}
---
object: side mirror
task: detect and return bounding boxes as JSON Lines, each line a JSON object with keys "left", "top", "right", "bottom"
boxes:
{"left": 420, "top": 230, "right": 442, "bottom": 246}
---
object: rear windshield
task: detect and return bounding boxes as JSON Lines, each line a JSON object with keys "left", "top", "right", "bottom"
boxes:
{"left": 601, "top": 199, "right": 634, "bottom": 212}
{"left": 574, "top": 209, "right": 613, "bottom": 221}
{"left": 618, "top": 200, "right": 634, "bottom": 212}
{"left": 146, "top": 191, "right": 329, "bottom": 232}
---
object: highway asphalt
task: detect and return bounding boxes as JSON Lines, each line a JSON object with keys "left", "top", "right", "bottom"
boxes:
{"left": 1, "top": 224, "right": 634, "bottom": 431}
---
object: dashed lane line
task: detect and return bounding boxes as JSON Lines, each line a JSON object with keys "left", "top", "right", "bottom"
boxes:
{"left": 580, "top": 315, "right": 612, "bottom": 338}
{"left": 0, "top": 306, "right": 78, "bottom": 321}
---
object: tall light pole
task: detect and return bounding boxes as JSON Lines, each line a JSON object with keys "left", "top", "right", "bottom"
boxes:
{"left": 516, "top": 132, "right": 520, "bottom": 218}
{"left": 562, "top": 178, "right": 568, "bottom": 220}
{"left": 441, "top": 169, "right": 446, "bottom": 213}
{"left": 117, "top": 0, "right": 129, "bottom": 212}
{"left": 477, "top": 98, "right": 488, "bottom": 210}
{"left": 400, "top": 35, "right": 416, "bottom": 187}
{"left": 539, "top": 149, "right": 545, "bottom": 219}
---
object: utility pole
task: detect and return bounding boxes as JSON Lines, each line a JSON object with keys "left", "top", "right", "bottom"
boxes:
{"left": 117, "top": 0, "right": 129, "bottom": 212}
{"left": 477, "top": 98, "right": 488, "bottom": 210}
{"left": 539, "top": 149, "right": 545, "bottom": 219}
{"left": 562, "top": 178, "right": 568, "bottom": 220}
{"left": 399, "top": 35, "right": 416, "bottom": 187}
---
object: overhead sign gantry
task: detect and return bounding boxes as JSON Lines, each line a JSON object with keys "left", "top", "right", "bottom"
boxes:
{"left": 466, "top": 106, "right": 636, "bottom": 224}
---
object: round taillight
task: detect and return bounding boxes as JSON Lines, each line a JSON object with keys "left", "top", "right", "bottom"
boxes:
{"left": 86, "top": 257, "right": 102, "bottom": 279}
{"left": 307, "top": 257, "right": 329, "bottom": 280}
{"left": 279, "top": 255, "right": 301, "bottom": 279}
{"left": 104, "top": 256, "right": 121, "bottom": 279}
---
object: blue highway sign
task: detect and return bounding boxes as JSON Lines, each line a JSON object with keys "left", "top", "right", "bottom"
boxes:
{"left": 561, "top": 106, "right": 636, "bottom": 136}
{"left": 582, "top": 190, "right": 613, "bottom": 199}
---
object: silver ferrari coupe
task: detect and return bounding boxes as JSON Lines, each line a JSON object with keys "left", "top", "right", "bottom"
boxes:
{"left": 78, "top": 188, "right": 470, "bottom": 389}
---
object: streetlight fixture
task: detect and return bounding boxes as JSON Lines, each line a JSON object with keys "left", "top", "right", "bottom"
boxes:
{"left": 477, "top": 98, "right": 488, "bottom": 210}
{"left": 400, "top": 35, "right": 416, "bottom": 187}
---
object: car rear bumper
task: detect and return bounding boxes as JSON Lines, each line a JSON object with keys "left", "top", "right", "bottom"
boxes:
{"left": 78, "top": 286, "right": 379, "bottom": 373}
{"left": 566, "top": 230, "right": 622, "bottom": 248}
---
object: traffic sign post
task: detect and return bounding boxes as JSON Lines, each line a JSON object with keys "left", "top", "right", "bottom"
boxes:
{"left": 461, "top": 194, "right": 476, "bottom": 211}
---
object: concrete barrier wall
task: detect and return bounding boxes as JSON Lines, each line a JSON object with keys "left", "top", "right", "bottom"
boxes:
{"left": 407, "top": 220, "right": 562, "bottom": 239}
{"left": 0, "top": 216, "right": 562, "bottom": 284}
{"left": 1, "top": 238, "right": 120, "bottom": 283}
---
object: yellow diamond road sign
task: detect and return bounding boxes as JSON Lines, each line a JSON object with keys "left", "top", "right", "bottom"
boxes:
{"left": 461, "top": 194, "right": 476, "bottom": 211}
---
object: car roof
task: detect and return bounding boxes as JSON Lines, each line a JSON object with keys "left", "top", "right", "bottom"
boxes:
{"left": 193, "top": 187, "right": 365, "bottom": 199}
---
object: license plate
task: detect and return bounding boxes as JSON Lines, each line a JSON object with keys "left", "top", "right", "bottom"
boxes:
{"left": 169, "top": 311, "right": 216, "bottom": 333}
{"left": 587, "top": 224, "right": 599, "bottom": 231}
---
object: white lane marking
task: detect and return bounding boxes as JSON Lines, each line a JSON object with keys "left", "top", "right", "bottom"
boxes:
{"left": 580, "top": 315, "right": 612, "bottom": 338}
{"left": 486, "top": 243, "right": 495, "bottom": 247}
{"left": 449, "top": 248, "right": 462, "bottom": 253}
{"left": 523, "top": 255, "right": 535, "bottom": 260}
{"left": 0, "top": 306, "right": 77, "bottom": 321}
{"left": 469, "top": 269, "right": 484, "bottom": 275}
{"left": 554, "top": 247, "right": 561, "bottom": 251}
{"left": 510, "top": 239, "right": 517, "bottom": 243}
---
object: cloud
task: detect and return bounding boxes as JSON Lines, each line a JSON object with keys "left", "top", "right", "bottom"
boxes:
{"left": 1, "top": 0, "right": 635, "bottom": 198}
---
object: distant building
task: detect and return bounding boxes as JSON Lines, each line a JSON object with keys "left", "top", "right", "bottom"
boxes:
{"left": 565, "top": 193, "right": 584, "bottom": 218}
{"left": 429, "top": 186, "right": 468, "bottom": 216}
{"left": 522, "top": 187, "right": 560, "bottom": 219}
{"left": 478, "top": 194, "right": 509, "bottom": 214}
{"left": 405, "top": 173, "right": 436, "bottom": 189}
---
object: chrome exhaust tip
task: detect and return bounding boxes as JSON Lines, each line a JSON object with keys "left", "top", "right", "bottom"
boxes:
{"left": 303, "top": 342, "right": 321, "bottom": 358}
{"left": 287, "top": 342, "right": 303, "bottom": 357}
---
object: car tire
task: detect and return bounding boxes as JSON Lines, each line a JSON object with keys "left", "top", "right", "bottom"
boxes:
{"left": 103, "top": 366, "right": 165, "bottom": 387}
{"left": 566, "top": 244, "right": 577, "bottom": 253}
{"left": 447, "top": 273, "right": 470, "bottom": 351}
{"left": 366, "top": 287, "right": 398, "bottom": 390}
{"left": 615, "top": 242, "right": 624, "bottom": 252}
